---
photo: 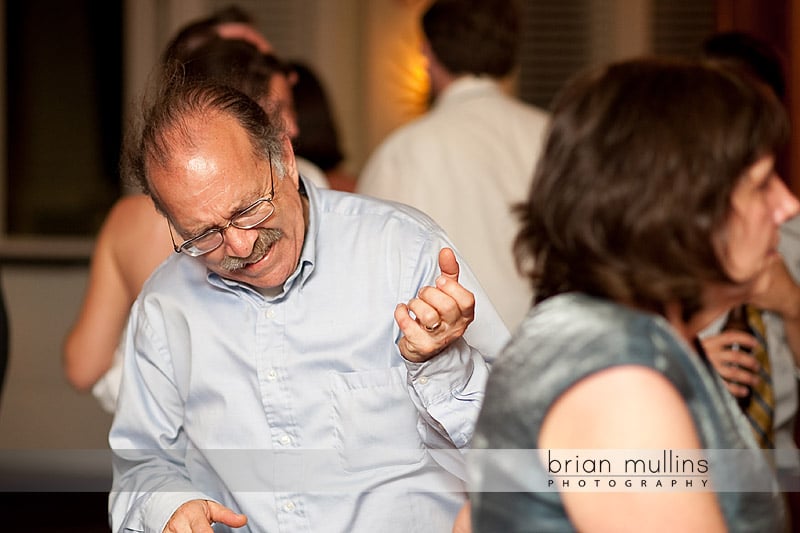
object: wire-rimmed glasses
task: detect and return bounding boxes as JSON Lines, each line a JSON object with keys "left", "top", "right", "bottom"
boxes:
{"left": 168, "top": 160, "right": 276, "bottom": 257}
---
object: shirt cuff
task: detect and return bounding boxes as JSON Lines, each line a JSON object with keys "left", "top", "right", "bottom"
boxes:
{"left": 405, "top": 337, "right": 478, "bottom": 402}
{"left": 404, "top": 338, "right": 490, "bottom": 447}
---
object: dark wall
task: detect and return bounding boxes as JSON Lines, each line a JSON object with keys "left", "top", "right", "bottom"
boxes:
{"left": 6, "top": 0, "right": 123, "bottom": 236}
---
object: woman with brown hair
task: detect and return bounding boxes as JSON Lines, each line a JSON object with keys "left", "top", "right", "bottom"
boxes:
{"left": 469, "top": 57, "right": 799, "bottom": 532}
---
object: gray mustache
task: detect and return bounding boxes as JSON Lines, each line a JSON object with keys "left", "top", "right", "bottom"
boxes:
{"left": 219, "top": 228, "right": 283, "bottom": 272}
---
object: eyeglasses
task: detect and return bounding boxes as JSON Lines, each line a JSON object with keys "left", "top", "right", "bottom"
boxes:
{"left": 169, "top": 159, "right": 276, "bottom": 257}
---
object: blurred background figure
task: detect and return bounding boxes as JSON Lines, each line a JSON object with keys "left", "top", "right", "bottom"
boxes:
{"left": 289, "top": 61, "right": 358, "bottom": 192}
{"left": 699, "top": 30, "right": 800, "bottom": 526}
{"left": 357, "top": 0, "right": 549, "bottom": 331}
{"left": 62, "top": 192, "right": 171, "bottom": 412}
{"left": 161, "top": 4, "right": 273, "bottom": 63}
{"left": 62, "top": 4, "right": 326, "bottom": 412}
{"left": 163, "top": 8, "right": 329, "bottom": 189}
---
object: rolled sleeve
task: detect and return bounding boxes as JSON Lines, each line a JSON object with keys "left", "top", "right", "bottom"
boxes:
{"left": 405, "top": 338, "right": 490, "bottom": 448}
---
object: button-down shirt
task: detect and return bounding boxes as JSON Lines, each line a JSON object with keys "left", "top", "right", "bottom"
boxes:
{"left": 765, "top": 216, "right": 800, "bottom": 468}
{"left": 109, "top": 179, "right": 510, "bottom": 532}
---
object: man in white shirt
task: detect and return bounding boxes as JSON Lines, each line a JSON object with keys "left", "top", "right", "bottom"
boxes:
{"left": 358, "top": 0, "right": 549, "bottom": 331}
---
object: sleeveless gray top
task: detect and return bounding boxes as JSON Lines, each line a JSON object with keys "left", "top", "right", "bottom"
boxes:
{"left": 469, "top": 293, "right": 786, "bottom": 532}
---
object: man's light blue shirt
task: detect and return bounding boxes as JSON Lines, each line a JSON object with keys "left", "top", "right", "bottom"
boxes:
{"left": 109, "top": 179, "right": 510, "bottom": 532}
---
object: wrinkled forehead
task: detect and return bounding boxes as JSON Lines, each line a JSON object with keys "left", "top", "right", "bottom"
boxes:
{"left": 147, "top": 110, "right": 246, "bottom": 166}
{"left": 147, "top": 140, "right": 271, "bottom": 233}
{"left": 146, "top": 112, "right": 261, "bottom": 195}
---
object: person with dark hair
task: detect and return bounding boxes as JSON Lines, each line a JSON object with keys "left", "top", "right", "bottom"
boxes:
{"left": 357, "top": 0, "right": 549, "bottom": 331}
{"left": 160, "top": 3, "right": 273, "bottom": 65}
{"left": 702, "top": 31, "right": 786, "bottom": 99}
{"left": 109, "top": 74, "right": 507, "bottom": 531}
{"left": 289, "top": 61, "right": 357, "bottom": 192}
{"left": 180, "top": 39, "right": 299, "bottom": 141}
{"left": 468, "top": 57, "right": 798, "bottom": 531}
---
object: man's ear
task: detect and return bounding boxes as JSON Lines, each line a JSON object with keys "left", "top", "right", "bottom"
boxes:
{"left": 281, "top": 135, "right": 300, "bottom": 188}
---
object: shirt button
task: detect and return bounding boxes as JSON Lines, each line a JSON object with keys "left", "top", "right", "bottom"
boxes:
{"left": 279, "top": 434, "right": 291, "bottom": 446}
{"left": 418, "top": 376, "right": 429, "bottom": 385}
{"left": 283, "top": 501, "right": 296, "bottom": 512}
{"left": 267, "top": 369, "right": 278, "bottom": 381}
{"left": 266, "top": 309, "right": 276, "bottom": 319}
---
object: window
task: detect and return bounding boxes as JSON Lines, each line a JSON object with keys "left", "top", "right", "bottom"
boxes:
{"left": 517, "top": 0, "right": 716, "bottom": 110}
{"left": 5, "top": 0, "right": 123, "bottom": 238}
{"left": 0, "top": 0, "right": 717, "bottom": 251}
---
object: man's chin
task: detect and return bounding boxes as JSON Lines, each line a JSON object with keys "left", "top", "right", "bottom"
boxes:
{"left": 226, "top": 261, "right": 290, "bottom": 290}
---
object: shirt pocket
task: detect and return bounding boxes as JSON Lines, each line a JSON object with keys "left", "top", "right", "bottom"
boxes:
{"left": 329, "top": 366, "right": 426, "bottom": 472}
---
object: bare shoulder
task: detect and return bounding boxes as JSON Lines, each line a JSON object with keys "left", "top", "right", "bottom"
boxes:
{"left": 105, "top": 195, "right": 169, "bottom": 243}
{"left": 104, "top": 194, "right": 161, "bottom": 228}
{"left": 540, "top": 365, "right": 701, "bottom": 449}
{"left": 540, "top": 367, "right": 726, "bottom": 531}
{"left": 100, "top": 194, "right": 173, "bottom": 291}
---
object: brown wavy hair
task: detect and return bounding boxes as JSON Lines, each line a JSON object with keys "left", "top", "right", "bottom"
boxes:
{"left": 514, "top": 57, "right": 789, "bottom": 318}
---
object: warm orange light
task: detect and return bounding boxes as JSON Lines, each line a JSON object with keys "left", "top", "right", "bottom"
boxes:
{"left": 364, "top": 0, "right": 433, "bottom": 155}
{"left": 391, "top": 40, "right": 430, "bottom": 120}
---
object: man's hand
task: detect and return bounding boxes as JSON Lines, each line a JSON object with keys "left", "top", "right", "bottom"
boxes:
{"left": 163, "top": 499, "right": 247, "bottom": 533}
{"left": 395, "top": 248, "right": 475, "bottom": 362}
{"left": 701, "top": 332, "right": 760, "bottom": 397}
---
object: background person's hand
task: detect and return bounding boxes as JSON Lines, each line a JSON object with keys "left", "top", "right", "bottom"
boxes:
{"left": 701, "top": 332, "right": 760, "bottom": 397}
{"left": 395, "top": 248, "right": 475, "bottom": 362}
{"left": 748, "top": 255, "right": 800, "bottom": 318}
{"left": 163, "top": 499, "right": 247, "bottom": 533}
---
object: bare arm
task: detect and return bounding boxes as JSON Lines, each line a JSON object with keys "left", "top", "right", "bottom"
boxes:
{"left": 451, "top": 501, "right": 471, "bottom": 533}
{"left": 539, "top": 366, "right": 726, "bottom": 533}
{"left": 63, "top": 209, "right": 133, "bottom": 391}
{"left": 63, "top": 195, "right": 172, "bottom": 391}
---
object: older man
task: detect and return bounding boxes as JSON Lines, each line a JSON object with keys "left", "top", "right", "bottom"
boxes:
{"left": 109, "top": 78, "right": 508, "bottom": 532}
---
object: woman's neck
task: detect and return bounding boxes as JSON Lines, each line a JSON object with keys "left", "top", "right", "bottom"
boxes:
{"left": 664, "top": 285, "right": 747, "bottom": 343}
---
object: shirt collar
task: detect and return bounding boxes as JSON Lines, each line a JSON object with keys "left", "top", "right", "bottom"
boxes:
{"left": 206, "top": 174, "right": 319, "bottom": 298}
{"left": 434, "top": 75, "right": 502, "bottom": 109}
{"left": 288, "top": 174, "right": 318, "bottom": 290}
